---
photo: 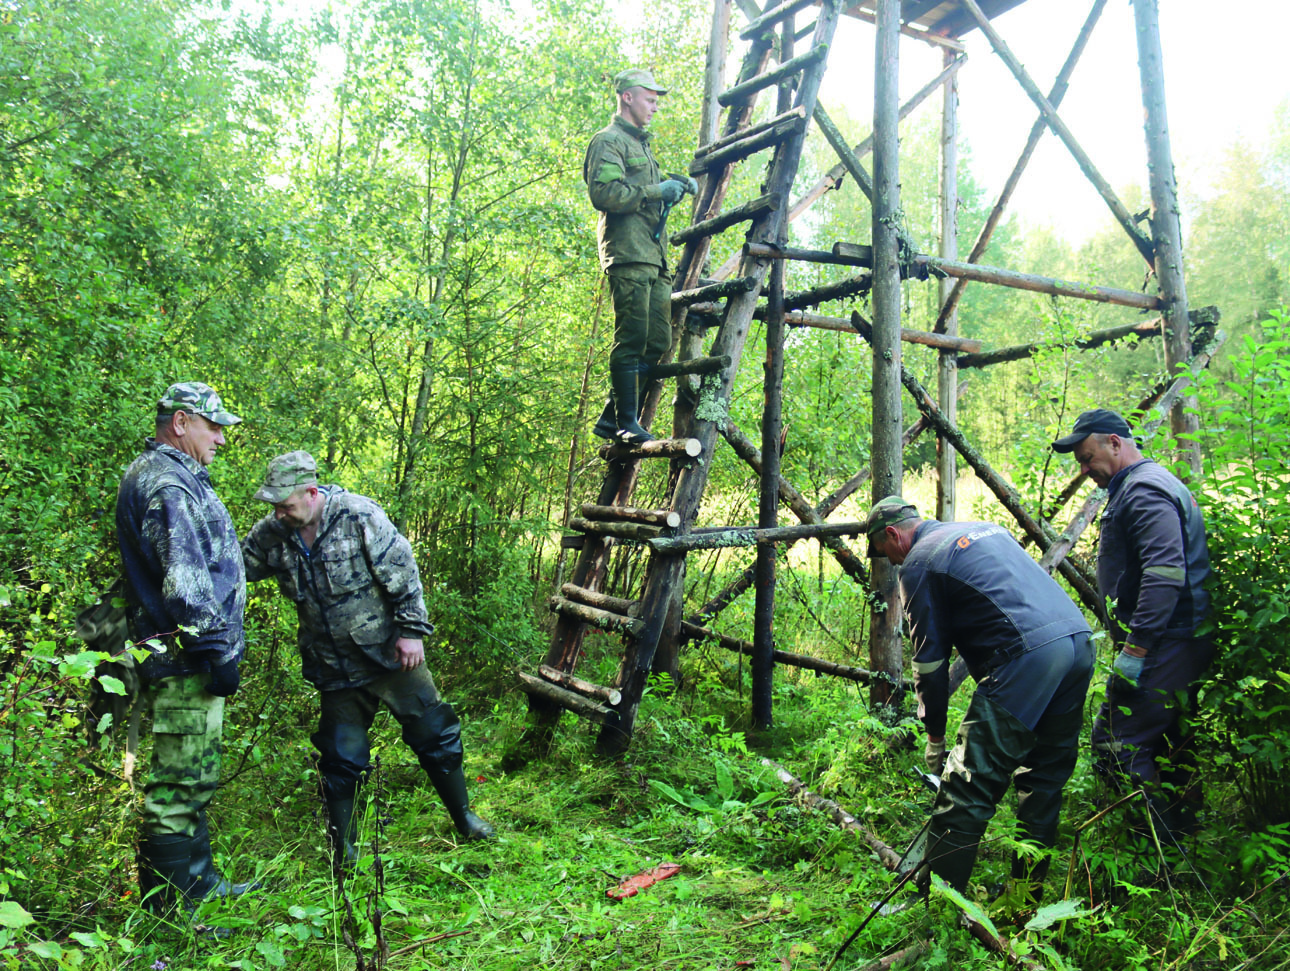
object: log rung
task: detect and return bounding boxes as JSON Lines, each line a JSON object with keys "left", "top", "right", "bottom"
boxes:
{"left": 538, "top": 664, "right": 623, "bottom": 707}
{"left": 737, "top": 0, "right": 819, "bottom": 40}
{"left": 550, "top": 595, "right": 645, "bottom": 637}
{"left": 693, "top": 107, "right": 805, "bottom": 161}
{"left": 671, "top": 275, "right": 759, "bottom": 307}
{"left": 671, "top": 193, "right": 781, "bottom": 247}
{"left": 516, "top": 670, "right": 612, "bottom": 724}
{"left": 649, "top": 355, "right": 730, "bottom": 379}
{"left": 560, "top": 582, "right": 636, "bottom": 616}
{"left": 598, "top": 437, "right": 704, "bottom": 461}
{"left": 569, "top": 517, "right": 663, "bottom": 541}
{"left": 717, "top": 44, "right": 830, "bottom": 107}
{"left": 579, "top": 503, "right": 682, "bottom": 529}
{"left": 689, "top": 116, "right": 805, "bottom": 175}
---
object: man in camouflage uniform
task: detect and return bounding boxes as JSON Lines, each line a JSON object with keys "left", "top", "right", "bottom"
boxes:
{"left": 116, "top": 382, "right": 256, "bottom": 916}
{"left": 242, "top": 451, "right": 493, "bottom": 868}
{"left": 584, "top": 67, "right": 695, "bottom": 444}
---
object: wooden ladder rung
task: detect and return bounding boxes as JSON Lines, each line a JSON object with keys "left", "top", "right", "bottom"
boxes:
{"left": 569, "top": 517, "right": 663, "bottom": 541}
{"left": 597, "top": 437, "right": 703, "bottom": 461}
{"left": 691, "top": 111, "right": 806, "bottom": 174}
{"left": 671, "top": 193, "right": 781, "bottom": 246}
{"left": 560, "top": 583, "right": 635, "bottom": 617}
{"left": 738, "top": 0, "right": 820, "bottom": 40}
{"left": 717, "top": 44, "right": 829, "bottom": 107}
{"left": 672, "top": 276, "right": 759, "bottom": 307}
{"left": 550, "top": 595, "right": 645, "bottom": 637}
{"left": 649, "top": 355, "right": 730, "bottom": 379}
{"left": 516, "top": 670, "right": 613, "bottom": 724}
{"left": 579, "top": 504, "right": 681, "bottom": 529}
{"left": 537, "top": 664, "right": 622, "bottom": 706}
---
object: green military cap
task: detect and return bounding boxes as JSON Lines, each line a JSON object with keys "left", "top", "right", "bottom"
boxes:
{"left": 157, "top": 381, "right": 242, "bottom": 425}
{"left": 254, "top": 450, "right": 318, "bottom": 503}
{"left": 614, "top": 68, "right": 667, "bottom": 95}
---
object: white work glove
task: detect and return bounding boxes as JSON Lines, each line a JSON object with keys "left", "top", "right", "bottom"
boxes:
{"left": 924, "top": 738, "right": 947, "bottom": 776}
{"left": 1112, "top": 648, "right": 1145, "bottom": 685}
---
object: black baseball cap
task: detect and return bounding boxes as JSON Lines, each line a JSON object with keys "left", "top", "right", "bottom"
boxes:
{"left": 1052, "top": 409, "right": 1132, "bottom": 453}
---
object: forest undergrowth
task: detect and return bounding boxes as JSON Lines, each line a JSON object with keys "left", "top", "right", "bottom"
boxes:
{"left": 2, "top": 630, "right": 1287, "bottom": 971}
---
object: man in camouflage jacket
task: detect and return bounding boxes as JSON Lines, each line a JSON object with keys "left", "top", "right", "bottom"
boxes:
{"left": 583, "top": 67, "right": 694, "bottom": 444}
{"left": 242, "top": 451, "right": 493, "bottom": 867}
{"left": 116, "top": 381, "right": 256, "bottom": 917}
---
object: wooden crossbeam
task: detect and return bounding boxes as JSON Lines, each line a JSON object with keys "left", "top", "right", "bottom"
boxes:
{"left": 682, "top": 621, "right": 874, "bottom": 683}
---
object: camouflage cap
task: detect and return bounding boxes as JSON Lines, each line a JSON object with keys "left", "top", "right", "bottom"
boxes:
{"left": 614, "top": 68, "right": 667, "bottom": 95}
{"left": 865, "top": 496, "right": 920, "bottom": 558}
{"left": 253, "top": 450, "right": 318, "bottom": 503}
{"left": 157, "top": 381, "right": 242, "bottom": 426}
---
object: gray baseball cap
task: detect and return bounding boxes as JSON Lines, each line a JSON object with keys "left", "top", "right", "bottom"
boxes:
{"left": 254, "top": 450, "right": 318, "bottom": 503}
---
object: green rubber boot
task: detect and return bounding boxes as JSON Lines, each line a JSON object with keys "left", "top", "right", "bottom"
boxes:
{"left": 429, "top": 767, "right": 496, "bottom": 841}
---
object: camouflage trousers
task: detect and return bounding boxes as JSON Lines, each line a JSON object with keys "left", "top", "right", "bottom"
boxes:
{"left": 607, "top": 263, "right": 672, "bottom": 370}
{"left": 141, "top": 672, "right": 224, "bottom": 838}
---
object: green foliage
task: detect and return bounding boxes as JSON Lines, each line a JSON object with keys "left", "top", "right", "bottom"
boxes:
{"left": 1194, "top": 309, "right": 1290, "bottom": 826}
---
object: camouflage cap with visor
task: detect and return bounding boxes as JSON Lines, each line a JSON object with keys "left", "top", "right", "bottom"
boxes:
{"left": 254, "top": 450, "right": 318, "bottom": 503}
{"left": 157, "top": 381, "right": 242, "bottom": 425}
{"left": 865, "top": 496, "right": 920, "bottom": 557}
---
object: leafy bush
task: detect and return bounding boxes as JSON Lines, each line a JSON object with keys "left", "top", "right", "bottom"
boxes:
{"left": 1194, "top": 309, "right": 1290, "bottom": 826}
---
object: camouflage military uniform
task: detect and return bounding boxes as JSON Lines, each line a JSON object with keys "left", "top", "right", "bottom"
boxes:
{"left": 116, "top": 439, "right": 246, "bottom": 836}
{"left": 243, "top": 461, "right": 490, "bottom": 850}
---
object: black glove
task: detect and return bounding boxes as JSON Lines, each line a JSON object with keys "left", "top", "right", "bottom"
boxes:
{"left": 206, "top": 659, "right": 241, "bottom": 697}
{"left": 657, "top": 180, "right": 687, "bottom": 205}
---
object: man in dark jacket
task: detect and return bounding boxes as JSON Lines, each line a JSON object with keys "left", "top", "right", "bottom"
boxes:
{"left": 583, "top": 67, "right": 694, "bottom": 443}
{"left": 1053, "top": 408, "right": 1214, "bottom": 835}
{"left": 242, "top": 451, "right": 493, "bottom": 870}
{"left": 116, "top": 381, "right": 254, "bottom": 916}
{"left": 867, "top": 497, "right": 1094, "bottom": 896}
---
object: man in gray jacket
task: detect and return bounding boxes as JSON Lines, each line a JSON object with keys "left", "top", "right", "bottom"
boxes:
{"left": 1053, "top": 408, "right": 1213, "bottom": 836}
{"left": 242, "top": 451, "right": 493, "bottom": 870}
{"left": 867, "top": 497, "right": 1094, "bottom": 897}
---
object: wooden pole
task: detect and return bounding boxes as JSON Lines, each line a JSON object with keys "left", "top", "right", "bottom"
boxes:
{"left": 936, "top": 45, "right": 959, "bottom": 524}
{"left": 537, "top": 665, "right": 622, "bottom": 707}
{"left": 935, "top": 0, "right": 1108, "bottom": 332}
{"left": 958, "top": 317, "right": 1163, "bottom": 369}
{"left": 515, "top": 671, "right": 613, "bottom": 724}
{"left": 1133, "top": 0, "right": 1200, "bottom": 478}
{"left": 683, "top": 622, "right": 873, "bottom": 683}
{"left": 869, "top": 0, "right": 904, "bottom": 710}
{"left": 960, "top": 0, "right": 1153, "bottom": 267}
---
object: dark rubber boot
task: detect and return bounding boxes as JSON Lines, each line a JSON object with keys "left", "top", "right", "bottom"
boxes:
{"left": 138, "top": 832, "right": 233, "bottom": 937}
{"left": 592, "top": 397, "right": 617, "bottom": 439}
{"left": 636, "top": 362, "right": 662, "bottom": 421}
{"left": 188, "top": 813, "right": 261, "bottom": 899}
{"left": 324, "top": 795, "right": 360, "bottom": 873}
{"left": 429, "top": 767, "right": 496, "bottom": 841}
{"left": 926, "top": 827, "right": 980, "bottom": 893}
{"left": 610, "top": 365, "right": 652, "bottom": 444}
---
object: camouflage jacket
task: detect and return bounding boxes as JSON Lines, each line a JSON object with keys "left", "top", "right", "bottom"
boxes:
{"left": 241, "top": 486, "right": 434, "bottom": 691}
{"left": 583, "top": 115, "right": 668, "bottom": 272}
{"left": 115, "top": 440, "right": 247, "bottom": 681}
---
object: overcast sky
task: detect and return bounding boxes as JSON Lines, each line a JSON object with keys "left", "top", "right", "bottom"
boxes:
{"left": 816, "top": 1, "right": 1290, "bottom": 241}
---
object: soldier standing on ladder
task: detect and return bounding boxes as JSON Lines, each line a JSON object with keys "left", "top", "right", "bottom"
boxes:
{"left": 583, "top": 68, "right": 695, "bottom": 445}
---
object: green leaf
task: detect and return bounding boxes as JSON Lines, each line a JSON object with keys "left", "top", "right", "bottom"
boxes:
{"left": 0, "top": 900, "right": 33, "bottom": 929}
{"left": 97, "top": 675, "right": 127, "bottom": 696}
{"left": 930, "top": 874, "right": 999, "bottom": 940}
{"left": 714, "top": 759, "right": 734, "bottom": 802}
{"left": 1023, "top": 898, "right": 1094, "bottom": 932}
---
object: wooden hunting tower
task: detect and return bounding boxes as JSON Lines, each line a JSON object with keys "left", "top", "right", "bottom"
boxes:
{"left": 514, "top": 0, "right": 1220, "bottom": 757}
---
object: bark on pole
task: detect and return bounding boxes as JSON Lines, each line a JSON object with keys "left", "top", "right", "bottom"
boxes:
{"left": 753, "top": 257, "right": 786, "bottom": 731}
{"left": 1133, "top": 0, "right": 1200, "bottom": 477}
{"left": 869, "top": 0, "right": 904, "bottom": 710}
{"left": 936, "top": 45, "right": 959, "bottom": 524}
